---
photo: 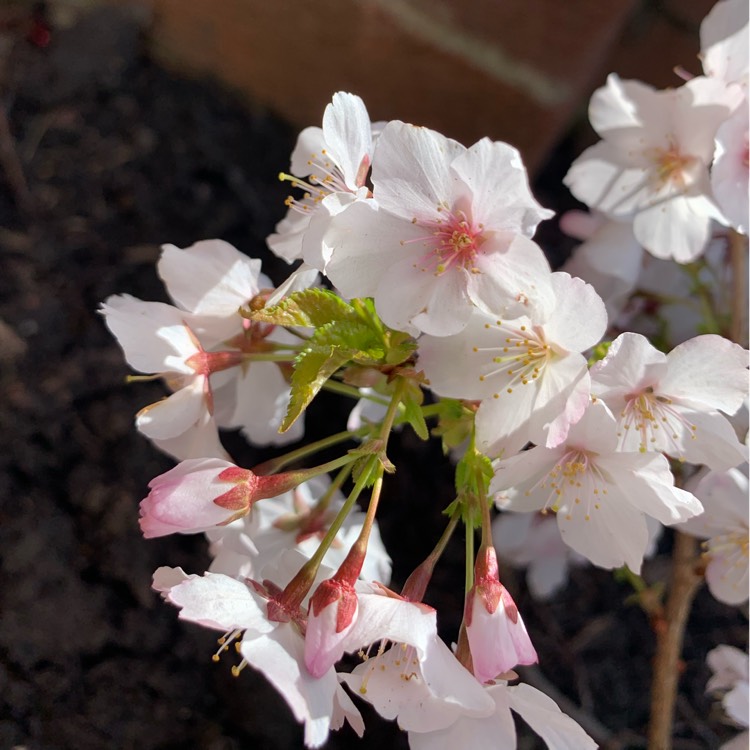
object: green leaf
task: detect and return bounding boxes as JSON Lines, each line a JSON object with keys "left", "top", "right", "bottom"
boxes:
{"left": 244, "top": 288, "right": 357, "bottom": 327}
{"left": 401, "top": 383, "right": 428, "bottom": 440}
{"left": 311, "top": 320, "right": 385, "bottom": 365}
{"left": 281, "top": 346, "right": 351, "bottom": 431}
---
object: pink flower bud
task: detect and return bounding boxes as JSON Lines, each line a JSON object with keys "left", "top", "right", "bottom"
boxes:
{"left": 139, "top": 458, "right": 259, "bottom": 538}
{"left": 304, "top": 579, "right": 359, "bottom": 678}
{"left": 465, "top": 546, "right": 537, "bottom": 684}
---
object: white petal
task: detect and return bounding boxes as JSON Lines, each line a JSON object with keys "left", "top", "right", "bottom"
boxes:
{"left": 322, "top": 92, "right": 372, "bottom": 189}
{"left": 661, "top": 335, "right": 749, "bottom": 414}
{"left": 468, "top": 234, "right": 555, "bottom": 324}
{"left": 543, "top": 272, "right": 607, "bottom": 353}
{"left": 100, "top": 295, "right": 198, "bottom": 374}
{"left": 450, "top": 137, "right": 552, "bottom": 235}
{"left": 151, "top": 410, "right": 229, "bottom": 462}
{"left": 136, "top": 378, "right": 206, "bottom": 440}
{"left": 166, "top": 573, "right": 271, "bottom": 633}
{"left": 372, "top": 121, "right": 465, "bottom": 221}
{"left": 242, "top": 625, "right": 338, "bottom": 749}
{"left": 507, "top": 683, "right": 597, "bottom": 750}
{"left": 158, "top": 240, "right": 262, "bottom": 316}
{"left": 633, "top": 193, "right": 717, "bottom": 263}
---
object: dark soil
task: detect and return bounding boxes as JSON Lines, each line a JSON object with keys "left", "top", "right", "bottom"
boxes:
{"left": 0, "top": 7, "right": 745, "bottom": 750}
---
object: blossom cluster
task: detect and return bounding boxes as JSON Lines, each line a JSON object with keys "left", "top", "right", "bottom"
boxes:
{"left": 102, "top": 1, "right": 748, "bottom": 747}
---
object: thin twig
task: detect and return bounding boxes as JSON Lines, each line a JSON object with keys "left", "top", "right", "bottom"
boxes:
{"left": 646, "top": 532, "right": 703, "bottom": 750}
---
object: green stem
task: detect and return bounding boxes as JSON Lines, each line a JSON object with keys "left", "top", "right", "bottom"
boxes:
{"left": 313, "top": 463, "right": 352, "bottom": 515}
{"left": 304, "top": 454, "right": 380, "bottom": 574}
{"left": 254, "top": 427, "right": 368, "bottom": 475}
{"left": 465, "top": 520, "right": 475, "bottom": 594}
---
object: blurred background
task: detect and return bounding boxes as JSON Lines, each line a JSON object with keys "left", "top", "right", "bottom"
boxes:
{"left": 0, "top": 1, "right": 745, "bottom": 749}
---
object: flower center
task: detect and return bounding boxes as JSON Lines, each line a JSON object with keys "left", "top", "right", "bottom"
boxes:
{"left": 527, "top": 448, "right": 608, "bottom": 523}
{"left": 473, "top": 320, "right": 551, "bottom": 396}
{"left": 407, "top": 205, "right": 485, "bottom": 275}
{"left": 279, "top": 148, "right": 364, "bottom": 214}
{"left": 645, "top": 142, "right": 697, "bottom": 191}
{"left": 619, "top": 386, "right": 696, "bottom": 458}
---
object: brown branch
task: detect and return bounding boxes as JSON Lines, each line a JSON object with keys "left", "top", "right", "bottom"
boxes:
{"left": 728, "top": 230, "right": 749, "bottom": 347}
{"left": 646, "top": 532, "right": 703, "bottom": 750}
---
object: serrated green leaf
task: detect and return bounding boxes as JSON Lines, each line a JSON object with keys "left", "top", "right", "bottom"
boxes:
{"left": 401, "top": 383, "right": 428, "bottom": 441}
{"left": 310, "top": 320, "right": 385, "bottom": 365}
{"left": 245, "top": 288, "right": 357, "bottom": 327}
{"left": 281, "top": 346, "right": 351, "bottom": 431}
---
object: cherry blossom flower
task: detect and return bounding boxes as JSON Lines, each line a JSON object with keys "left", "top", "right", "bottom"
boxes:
{"left": 706, "top": 645, "right": 750, "bottom": 750}
{"left": 157, "top": 239, "right": 305, "bottom": 448}
{"left": 564, "top": 74, "right": 741, "bottom": 262}
{"left": 139, "top": 458, "right": 322, "bottom": 539}
{"left": 267, "top": 92, "right": 375, "bottom": 266}
{"left": 590, "top": 332, "right": 749, "bottom": 470}
{"left": 464, "top": 546, "right": 537, "bottom": 684}
{"left": 156, "top": 554, "right": 435, "bottom": 747}
{"left": 343, "top": 630, "right": 593, "bottom": 749}
{"left": 323, "top": 121, "right": 555, "bottom": 336}
{"left": 490, "top": 401, "right": 703, "bottom": 571}
{"left": 418, "top": 272, "right": 606, "bottom": 457}
{"left": 101, "top": 294, "right": 240, "bottom": 451}
{"left": 340, "top": 631, "right": 495, "bottom": 732}
{"left": 681, "top": 465, "right": 749, "bottom": 605}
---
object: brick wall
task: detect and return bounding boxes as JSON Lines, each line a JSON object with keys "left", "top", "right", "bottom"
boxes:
{"left": 135, "top": 0, "right": 711, "bottom": 173}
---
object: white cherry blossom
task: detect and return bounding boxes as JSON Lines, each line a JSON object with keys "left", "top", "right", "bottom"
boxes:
{"left": 590, "top": 332, "right": 749, "bottom": 470}
{"left": 712, "top": 101, "right": 749, "bottom": 234}
{"left": 267, "top": 92, "right": 375, "bottom": 266}
{"left": 419, "top": 272, "right": 607, "bottom": 457}
{"left": 324, "top": 121, "right": 555, "bottom": 336}
{"left": 490, "top": 401, "right": 703, "bottom": 571}
{"left": 681, "top": 465, "right": 749, "bottom": 605}
{"left": 564, "top": 74, "right": 741, "bottom": 262}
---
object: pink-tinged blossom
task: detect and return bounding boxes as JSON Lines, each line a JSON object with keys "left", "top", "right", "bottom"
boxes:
{"left": 590, "top": 332, "right": 749, "bottom": 470}
{"left": 464, "top": 546, "right": 537, "bottom": 684}
{"left": 156, "top": 553, "right": 437, "bottom": 747}
{"left": 155, "top": 552, "right": 358, "bottom": 748}
{"left": 564, "top": 74, "right": 741, "bottom": 262}
{"left": 419, "top": 272, "right": 606, "bottom": 457}
{"left": 305, "top": 578, "right": 359, "bottom": 678}
{"left": 139, "top": 458, "right": 315, "bottom": 539}
{"left": 681, "top": 466, "right": 749, "bottom": 605}
{"left": 101, "top": 295, "right": 240, "bottom": 450}
{"left": 706, "top": 645, "right": 749, "bottom": 750}
{"left": 490, "top": 401, "right": 703, "bottom": 572}
{"left": 267, "top": 92, "right": 375, "bottom": 266}
{"left": 323, "top": 121, "right": 555, "bottom": 336}
{"left": 156, "top": 239, "right": 305, "bottom": 448}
